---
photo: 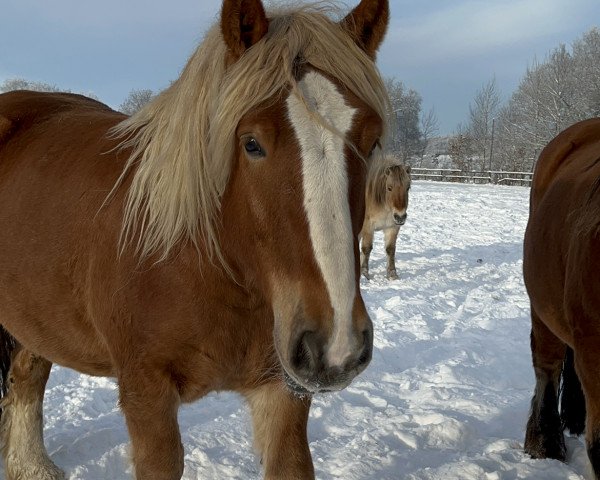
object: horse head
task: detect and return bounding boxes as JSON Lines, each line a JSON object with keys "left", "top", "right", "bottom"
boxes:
{"left": 219, "top": 0, "right": 389, "bottom": 394}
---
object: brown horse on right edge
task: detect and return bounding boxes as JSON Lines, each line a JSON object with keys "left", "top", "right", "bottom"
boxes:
{"left": 359, "top": 159, "right": 411, "bottom": 280}
{"left": 523, "top": 117, "right": 600, "bottom": 477}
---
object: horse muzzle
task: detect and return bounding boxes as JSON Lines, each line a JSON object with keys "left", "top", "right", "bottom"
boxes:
{"left": 393, "top": 212, "right": 407, "bottom": 225}
{"left": 282, "top": 327, "right": 373, "bottom": 394}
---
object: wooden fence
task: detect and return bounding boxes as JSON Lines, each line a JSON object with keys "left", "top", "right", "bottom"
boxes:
{"left": 410, "top": 168, "right": 532, "bottom": 186}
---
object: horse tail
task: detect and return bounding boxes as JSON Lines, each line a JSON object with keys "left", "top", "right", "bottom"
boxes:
{"left": 560, "top": 346, "right": 586, "bottom": 435}
{"left": 0, "top": 325, "right": 16, "bottom": 410}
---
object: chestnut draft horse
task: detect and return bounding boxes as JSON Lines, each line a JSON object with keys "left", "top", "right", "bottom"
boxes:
{"left": 359, "top": 160, "right": 411, "bottom": 280}
{"left": 523, "top": 117, "right": 600, "bottom": 477}
{"left": 0, "top": 0, "right": 391, "bottom": 478}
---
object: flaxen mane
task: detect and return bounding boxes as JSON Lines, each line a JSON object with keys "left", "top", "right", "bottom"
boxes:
{"left": 111, "top": 4, "right": 390, "bottom": 265}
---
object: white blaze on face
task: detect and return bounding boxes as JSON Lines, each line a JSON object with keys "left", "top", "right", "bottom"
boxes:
{"left": 286, "top": 71, "right": 358, "bottom": 366}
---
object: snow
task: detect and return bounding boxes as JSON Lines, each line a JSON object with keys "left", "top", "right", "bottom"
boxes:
{"left": 0, "top": 181, "right": 592, "bottom": 479}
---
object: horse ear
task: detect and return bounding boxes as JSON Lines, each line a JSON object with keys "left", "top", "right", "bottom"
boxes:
{"left": 384, "top": 166, "right": 392, "bottom": 176}
{"left": 341, "top": 0, "right": 389, "bottom": 59}
{"left": 221, "top": 0, "right": 269, "bottom": 60}
{"left": 405, "top": 165, "right": 411, "bottom": 175}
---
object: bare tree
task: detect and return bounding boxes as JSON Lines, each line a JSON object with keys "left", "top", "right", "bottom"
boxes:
{"left": 119, "top": 89, "right": 154, "bottom": 115}
{"left": 419, "top": 107, "right": 439, "bottom": 167}
{"left": 383, "top": 77, "right": 423, "bottom": 164}
{"left": 492, "top": 29, "right": 600, "bottom": 173}
{"left": 448, "top": 123, "right": 475, "bottom": 170}
{"left": 0, "top": 77, "right": 61, "bottom": 93}
{"left": 467, "top": 78, "right": 501, "bottom": 171}
{"left": 572, "top": 27, "right": 600, "bottom": 117}
{"left": 0, "top": 77, "right": 99, "bottom": 101}
{"left": 451, "top": 27, "right": 600, "bottom": 174}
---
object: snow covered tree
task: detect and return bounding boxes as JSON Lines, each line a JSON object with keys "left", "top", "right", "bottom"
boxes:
{"left": 418, "top": 107, "right": 439, "bottom": 166}
{"left": 572, "top": 27, "right": 600, "bottom": 118}
{"left": 384, "top": 77, "right": 423, "bottom": 164}
{"left": 467, "top": 78, "right": 501, "bottom": 171}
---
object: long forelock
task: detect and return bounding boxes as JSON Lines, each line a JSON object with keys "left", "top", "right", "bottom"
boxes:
{"left": 110, "top": 3, "right": 391, "bottom": 268}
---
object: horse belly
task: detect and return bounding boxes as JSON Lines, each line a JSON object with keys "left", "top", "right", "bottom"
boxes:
{"left": 0, "top": 108, "right": 120, "bottom": 377}
{"left": 0, "top": 261, "right": 114, "bottom": 376}
{"left": 0, "top": 307, "right": 114, "bottom": 377}
{"left": 0, "top": 246, "right": 115, "bottom": 377}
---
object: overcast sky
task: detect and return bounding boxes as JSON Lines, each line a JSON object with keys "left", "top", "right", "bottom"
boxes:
{"left": 1, "top": 0, "right": 599, "bottom": 134}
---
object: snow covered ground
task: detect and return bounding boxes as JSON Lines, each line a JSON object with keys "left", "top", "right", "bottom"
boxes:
{"left": 0, "top": 181, "right": 592, "bottom": 479}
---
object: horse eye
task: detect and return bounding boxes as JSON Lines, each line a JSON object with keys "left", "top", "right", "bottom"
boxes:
{"left": 244, "top": 138, "right": 265, "bottom": 158}
{"left": 387, "top": 186, "right": 392, "bottom": 192}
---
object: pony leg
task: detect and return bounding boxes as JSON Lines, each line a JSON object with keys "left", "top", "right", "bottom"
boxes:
{"left": 245, "top": 383, "right": 314, "bottom": 479}
{"left": 524, "top": 310, "right": 566, "bottom": 461}
{"left": 383, "top": 226, "right": 400, "bottom": 280}
{"left": 119, "top": 370, "right": 183, "bottom": 480}
{"left": 0, "top": 348, "right": 64, "bottom": 480}
{"left": 360, "top": 229, "right": 374, "bottom": 280}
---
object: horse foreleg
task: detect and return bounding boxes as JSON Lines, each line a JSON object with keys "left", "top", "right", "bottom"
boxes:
{"left": 359, "top": 229, "right": 373, "bottom": 280}
{"left": 0, "top": 349, "right": 64, "bottom": 480}
{"left": 383, "top": 226, "right": 400, "bottom": 280}
{"left": 119, "top": 369, "right": 183, "bottom": 480}
{"left": 245, "top": 383, "right": 314, "bottom": 479}
{"left": 524, "top": 310, "right": 566, "bottom": 461}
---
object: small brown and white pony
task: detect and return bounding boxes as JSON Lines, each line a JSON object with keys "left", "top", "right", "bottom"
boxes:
{"left": 0, "top": 1, "right": 390, "bottom": 478}
{"left": 359, "top": 160, "right": 411, "bottom": 280}
{"left": 523, "top": 118, "right": 600, "bottom": 478}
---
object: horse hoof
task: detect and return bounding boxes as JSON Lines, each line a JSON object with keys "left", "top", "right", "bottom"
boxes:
{"left": 387, "top": 272, "right": 399, "bottom": 280}
{"left": 524, "top": 432, "right": 566, "bottom": 461}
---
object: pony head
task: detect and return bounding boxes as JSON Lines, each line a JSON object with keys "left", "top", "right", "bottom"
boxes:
{"left": 384, "top": 164, "right": 411, "bottom": 225}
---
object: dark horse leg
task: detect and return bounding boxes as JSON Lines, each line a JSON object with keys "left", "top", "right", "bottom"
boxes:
{"left": 0, "top": 345, "right": 64, "bottom": 480}
{"left": 245, "top": 383, "right": 314, "bottom": 479}
{"left": 573, "top": 327, "right": 600, "bottom": 477}
{"left": 560, "top": 346, "right": 586, "bottom": 436}
{"left": 524, "top": 309, "right": 567, "bottom": 461}
{"left": 383, "top": 226, "right": 400, "bottom": 280}
{"left": 118, "top": 367, "right": 184, "bottom": 480}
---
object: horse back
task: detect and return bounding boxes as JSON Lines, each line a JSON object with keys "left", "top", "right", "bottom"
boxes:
{"left": 0, "top": 89, "right": 115, "bottom": 136}
{"left": 530, "top": 119, "right": 600, "bottom": 210}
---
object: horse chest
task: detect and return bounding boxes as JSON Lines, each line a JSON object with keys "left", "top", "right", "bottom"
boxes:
{"left": 368, "top": 209, "right": 397, "bottom": 231}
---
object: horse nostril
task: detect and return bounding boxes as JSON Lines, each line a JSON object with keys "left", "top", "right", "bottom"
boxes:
{"left": 356, "top": 329, "right": 372, "bottom": 369}
{"left": 394, "top": 213, "right": 407, "bottom": 224}
{"left": 291, "top": 331, "right": 321, "bottom": 374}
